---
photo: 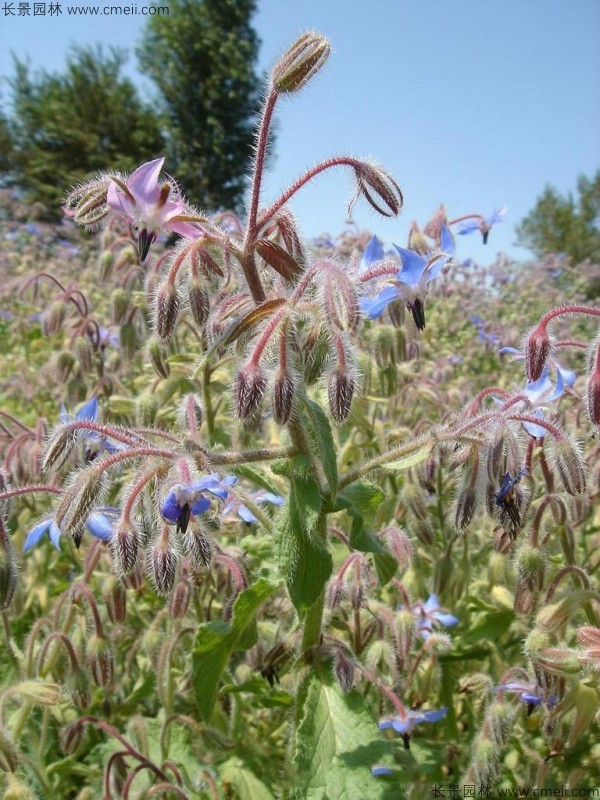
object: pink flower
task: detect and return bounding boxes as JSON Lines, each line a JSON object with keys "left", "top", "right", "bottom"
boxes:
{"left": 107, "top": 157, "right": 203, "bottom": 260}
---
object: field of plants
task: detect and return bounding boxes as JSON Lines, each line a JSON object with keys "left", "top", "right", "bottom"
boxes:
{"left": 0, "top": 32, "right": 599, "bottom": 800}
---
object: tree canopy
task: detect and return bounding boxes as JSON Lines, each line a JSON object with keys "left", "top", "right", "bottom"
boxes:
{"left": 516, "top": 172, "right": 600, "bottom": 265}
{"left": 1, "top": 46, "right": 164, "bottom": 216}
{"left": 137, "top": 0, "right": 263, "bottom": 213}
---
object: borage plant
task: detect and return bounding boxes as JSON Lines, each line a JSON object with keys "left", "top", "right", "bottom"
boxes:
{"left": 1, "top": 31, "right": 599, "bottom": 800}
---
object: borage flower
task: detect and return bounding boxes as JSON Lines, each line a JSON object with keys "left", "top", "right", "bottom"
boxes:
{"left": 222, "top": 489, "right": 284, "bottom": 524}
{"left": 497, "top": 680, "right": 557, "bottom": 715}
{"left": 60, "top": 396, "right": 121, "bottom": 462}
{"left": 360, "top": 226, "right": 454, "bottom": 330}
{"left": 160, "top": 473, "right": 236, "bottom": 533}
{"left": 457, "top": 206, "right": 506, "bottom": 244}
{"left": 411, "top": 594, "right": 459, "bottom": 640}
{"left": 107, "top": 157, "right": 204, "bottom": 261}
{"left": 379, "top": 706, "right": 448, "bottom": 749}
{"left": 23, "top": 511, "right": 114, "bottom": 553}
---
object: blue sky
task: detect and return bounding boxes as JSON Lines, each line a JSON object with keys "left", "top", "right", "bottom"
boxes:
{"left": 1, "top": 0, "right": 599, "bottom": 263}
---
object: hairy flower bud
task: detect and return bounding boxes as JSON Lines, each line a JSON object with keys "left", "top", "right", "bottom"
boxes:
{"left": 322, "top": 268, "right": 359, "bottom": 333}
{"left": 303, "top": 325, "right": 331, "bottom": 385}
{"left": 586, "top": 340, "right": 600, "bottom": 426}
{"left": 333, "top": 650, "right": 355, "bottom": 693}
{"left": 187, "top": 277, "right": 210, "bottom": 329}
{"left": 328, "top": 370, "right": 355, "bottom": 423}
{"left": 98, "top": 250, "right": 114, "bottom": 282}
{"left": 66, "top": 668, "right": 91, "bottom": 711}
{"left": 60, "top": 722, "right": 85, "bottom": 755}
{"left": 42, "top": 300, "right": 67, "bottom": 336}
{"left": 55, "top": 350, "right": 76, "bottom": 383}
{"left": 552, "top": 437, "right": 587, "bottom": 495}
{"left": 272, "top": 31, "right": 331, "bottom": 93}
{"left": 182, "top": 527, "right": 213, "bottom": 569}
{"left": 66, "top": 178, "right": 110, "bottom": 228}
{"left": 154, "top": 281, "right": 180, "bottom": 343}
{"left": 87, "top": 634, "right": 114, "bottom": 688}
{"left": 74, "top": 336, "right": 93, "bottom": 372}
{"left": 179, "top": 393, "right": 203, "bottom": 433}
{"left": 272, "top": 369, "right": 295, "bottom": 425}
{"left": 535, "top": 647, "right": 582, "bottom": 675}
{"left": 148, "top": 336, "right": 170, "bottom": 379}
{"left": 168, "top": 578, "right": 192, "bottom": 620}
{"left": 236, "top": 363, "right": 267, "bottom": 423}
{"left": 394, "top": 609, "right": 415, "bottom": 665}
{"left": 0, "top": 528, "right": 18, "bottom": 610}
{"left": 524, "top": 322, "right": 551, "bottom": 382}
{"left": 110, "top": 288, "right": 130, "bottom": 325}
{"left": 147, "top": 529, "right": 179, "bottom": 595}
{"left": 136, "top": 393, "right": 159, "bottom": 427}
{"left": 352, "top": 161, "right": 404, "bottom": 218}
{"left": 515, "top": 543, "right": 545, "bottom": 591}
{"left": 111, "top": 521, "right": 140, "bottom": 575}
{"left": 0, "top": 727, "right": 20, "bottom": 772}
{"left": 102, "top": 576, "right": 127, "bottom": 624}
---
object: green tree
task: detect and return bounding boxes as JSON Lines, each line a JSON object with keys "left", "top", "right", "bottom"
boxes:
{"left": 2, "top": 46, "right": 164, "bottom": 217}
{"left": 137, "top": 0, "right": 263, "bottom": 213}
{"left": 516, "top": 172, "right": 600, "bottom": 264}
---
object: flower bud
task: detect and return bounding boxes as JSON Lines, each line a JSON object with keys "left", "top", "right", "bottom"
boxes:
{"left": 0, "top": 530, "right": 18, "bottom": 610}
{"left": 98, "top": 250, "right": 114, "bottom": 282}
{"left": 272, "top": 31, "right": 331, "bottom": 93}
{"left": 407, "top": 221, "right": 430, "bottom": 254}
{"left": 515, "top": 543, "right": 545, "bottom": 591}
{"left": 236, "top": 363, "right": 267, "bottom": 423}
{"left": 179, "top": 393, "right": 203, "bottom": 433}
{"left": 87, "top": 635, "right": 114, "bottom": 687}
{"left": 66, "top": 178, "right": 110, "bottom": 227}
{"left": 60, "top": 722, "right": 85, "bottom": 755}
{"left": 387, "top": 299, "right": 405, "bottom": 328}
{"left": 303, "top": 325, "right": 330, "bottom": 385}
{"left": 0, "top": 726, "right": 19, "bottom": 772}
{"left": 322, "top": 269, "right": 359, "bottom": 333}
{"left": 55, "top": 350, "right": 76, "bottom": 382}
{"left": 41, "top": 300, "right": 67, "bottom": 336}
{"left": 148, "top": 336, "right": 170, "bottom": 379}
{"left": 394, "top": 609, "right": 415, "bottom": 665}
{"left": 110, "top": 288, "right": 130, "bottom": 325}
{"left": 136, "top": 393, "right": 159, "bottom": 426}
{"left": 524, "top": 322, "right": 551, "bottom": 382}
{"left": 535, "top": 602, "right": 571, "bottom": 636}
{"left": 328, "top": 369, "right": 355, "bottom": 423}
{"left": 74, "top": 336, "right": 93, "bottom": 372}
{"left": 470, "top": 739, "right": 499, "bottom": 786}
{"left": 326, "top": 576, "right": 345, "bottom": 609}
{"left": 168, "top": 578, "right": 192, "bottom": 620}
{"left": 147, "top": 529, "right": 179, "bottom": 595}
{"left": 154, "top": 281, "right": 180, "bottom": 343}
{"left": 57, "top": 471, "right": 104, "bottom": 542}
{"left": 102, "top": 576, "right": 127, "bottom": 624}
{"left": 66, "top": 668, "right": 91, "bottom": 711}
{"left": 487, "top": 701, "right": 514, "bottom": 746}
{"left": 535, "top": 647, "right": 582, "bottom": 675}
{"left": 523, "top": 627, "right": 551, "bottom": 661}
{"left": 552, "top": 437, "right": 586, "bottom": 495}
{"left": 380, "top": 527, "right": 412, "bottom": 573}
{"left": 187, "top": 277, "right": 210, "bottom": 328}
{"left": 586, "top": 341, "right": 600, "bottom": 426}
{"left": 353, "top": 162, "right": 403, "bottom": 218}
{"left": 272, "top": 369, "right": 295, "bottom": 425}
{"left": 333, "top": 650, "right": 355, "bottom": 693}
{"left": 110, "top": 521, "right": 140, "bottom": 575}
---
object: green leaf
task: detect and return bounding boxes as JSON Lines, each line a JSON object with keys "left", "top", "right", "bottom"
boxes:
{"left": 302, "top": 398, "right": 338, "bottom": 499}
{"left": 275, "top": 457, "right": 332, "bottom": 614}
{"left": 293, "top": 672, "right": 390, "bottom": 800}
{"left": 219, "top": 757, "right": 276, "bottom": 800}
{"left": 341, "top": 482, "right": 385, "bottom": 517}
{"left": 462, "top": 609, "right": 515, "bottom": 645}
{"left": 192, "top": 579, "right": 278, "bottom": 721}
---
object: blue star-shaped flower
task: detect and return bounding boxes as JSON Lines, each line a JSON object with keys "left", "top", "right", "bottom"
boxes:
{"left": 360, "top": 225, "right": 454, "bottom": 330}
{"left": 379, "top": 706, "right": 448, "bottom": 748}
{"left": 457, "top": 206, "right": 506, "bottom": 244}
{"left": 23, "top": 511, "right": 114, "bottom": 552}
{"left": 222, "top": 489, "right": 284, "bottom": 524}
{"left": 414, "top": 594, "right": 459, "bottom": 640}
{"left": 161, "top": 473, "right": 236, "bottom": 533}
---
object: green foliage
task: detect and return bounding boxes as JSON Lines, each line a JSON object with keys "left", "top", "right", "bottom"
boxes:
{"left": 516, "top": 171, "right": 600, "bottom": 265}
{"left": 1, "top": 46, "right": 164, "bottom": 216}
{"left": 137, "top": 0, "right": 263, "bottom": 212}
{"left": 192, "top": 578, "right": 278, "bottom": 721}
{"left": 293, "top": 671, "right": 390, "bottom": 800}
{"left": 275, "top": 455, "right": 332, "bottom": 614}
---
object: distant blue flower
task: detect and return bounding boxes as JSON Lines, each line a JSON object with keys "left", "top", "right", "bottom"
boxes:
{"left": 360, "top": 225, "right": 454, "bottom": 330}
{"left": 379, "top": 706, "right": 448, "bottom": 747}
{"left": 457, "top": 206, "right": 506, "bottom": 244}
{"left": 358, "top": 235, "right": 385, "bottom": 275}
{"left": 471, "top": 315, "right": 499, "bottom": 344}
{"left": 161, "top": 474, "right": 236, "bottom": 533}
{"left": 98, "top": 327, "right": 120, "bottom": 350}
{"left": 222, "top": 489, "right": 284, "bottom": 524}
{"left": 498, "top": 680, "right": 557, "bottom": 714}
{"left": 414, "top": 594, "right": 459, "bottom": 639}
{"left": 371, "top": 765, "right": 395, "bottom": 777}
{"left": 23, "top": 512, "right": 113, "bottom": 553}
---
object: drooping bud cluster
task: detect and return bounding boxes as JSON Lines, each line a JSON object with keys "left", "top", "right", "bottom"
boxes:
{"left": 271, "top": 31, "right": 331, "bottom": 94}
